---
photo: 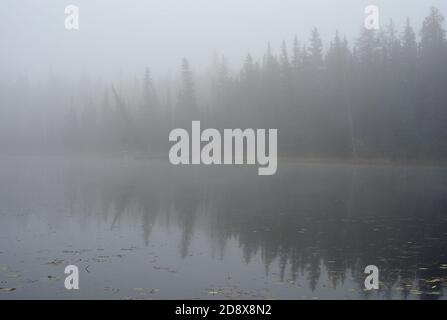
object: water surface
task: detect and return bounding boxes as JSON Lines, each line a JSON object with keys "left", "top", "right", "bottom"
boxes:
{"left": 0, "top": 156, "right": 446, "bottom": 299}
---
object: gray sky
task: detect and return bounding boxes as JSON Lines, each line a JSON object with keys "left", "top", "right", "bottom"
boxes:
{"left": 1, "top": 0, "right": 447, "bottom": 82}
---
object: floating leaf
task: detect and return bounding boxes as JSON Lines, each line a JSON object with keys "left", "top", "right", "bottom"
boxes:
{"left": 45, "top": 259, "right": 63, "bottom": 266}
{"left": 0, "top": 287, "right": 16, "bottom": 292}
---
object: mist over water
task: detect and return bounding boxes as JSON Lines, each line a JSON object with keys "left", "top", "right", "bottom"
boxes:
{"left": 1, "top": 1, "right": 447, "bottom": 300}
{"left": 1, "top": 157, "right": 446, "bottom": 299}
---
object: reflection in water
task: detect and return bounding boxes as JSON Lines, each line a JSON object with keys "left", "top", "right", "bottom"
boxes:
{"left": 1, "top": 156, "right": 447, "bottom": 299}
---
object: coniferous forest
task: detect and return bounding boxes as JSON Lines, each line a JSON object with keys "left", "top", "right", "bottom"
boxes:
{"left": 1, "top": 7, "right": 447, "bottom": 162}
{"left": 3, "top": 3, "right": 447, "bottom": 301}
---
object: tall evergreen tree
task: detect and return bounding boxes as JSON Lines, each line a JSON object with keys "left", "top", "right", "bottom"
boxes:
{"left": 280, "top": 40, "right": 292, "bottom": 85}
{"left": 356, "top": 27, "right": 378, "bottom": 68}
{"left": 309, "top": 27, "right": 324, "bottom": 69}
{"left": 402, "top": 18, "right": 418, "bottom": 66}
{"left": 292, "top": 35, "right": 301, "bottom": 72}
{"left": 420, "top": 7, "right": 446, "bottom": 60}
{"left": 177, "top": 58, "right": 198, "bottom": 125}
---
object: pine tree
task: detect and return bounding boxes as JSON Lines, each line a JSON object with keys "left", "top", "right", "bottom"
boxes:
{"left": 177, "top": 58, "right": 198, "bottom": 125}
{"left": 292, "top": 35, "right": 301, "bottom": 71}
{"left": 327, "top": 30, "right": 345, "bottom": 71}
{"left": 241, "top": 54, "right": 255, "bottom": 83}
{"left": 280, "top": 40, "right": 292, "bottom": 83}
{"left": 309, "top": 27, "right": 324, "bottom": 69}
{"left": 420, "top": 6, "right": 446, "bottom": 60}
{"left": 382, "top": 20, "right": 401, "bottom": 67}
{"left": 402, "top": 18, "right": 418, "bottom": 66}
{"left": 356, "top": 26, "right": 378, "bottom": 68}
{"left": 143, "top": 67, "right": 158, "bottom": 110}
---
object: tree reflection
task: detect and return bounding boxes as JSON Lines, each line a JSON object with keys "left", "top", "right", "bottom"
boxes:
{"left": 65, "top": 161, "right": 447, "bottom": 299}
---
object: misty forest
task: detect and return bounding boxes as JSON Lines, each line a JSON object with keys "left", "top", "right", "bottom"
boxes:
{"left": 3, "top": 4, "right": 447, "bottom": 300}
{"left": 1, "top": 7, "right": 447, "bottom": 161}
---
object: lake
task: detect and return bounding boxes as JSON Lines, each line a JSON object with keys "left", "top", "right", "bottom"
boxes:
{"left": 0, "top": 156, "right": 446, "bottom": 299}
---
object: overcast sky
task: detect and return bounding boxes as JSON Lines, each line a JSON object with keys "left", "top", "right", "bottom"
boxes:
{"left": 1, "top": 0, "right": 447, "bottom": 82}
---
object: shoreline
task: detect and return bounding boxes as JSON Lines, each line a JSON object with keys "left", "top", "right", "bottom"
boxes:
{"left": 1, "top": 152, "right": 447, "bottom": 168}
{"left": 280, "top": 156, "right": 447, "bottom": 168}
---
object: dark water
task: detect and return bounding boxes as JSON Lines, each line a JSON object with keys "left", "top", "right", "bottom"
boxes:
{"left": 0, "top": 156, "right": 447, "bottom": 299}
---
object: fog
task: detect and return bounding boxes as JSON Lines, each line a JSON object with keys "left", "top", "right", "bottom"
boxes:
{"left": 2, "top": 1, "right": 447, "bottom": 159}
{"left": 2, "top": 2, "right": 447, "bottom": 300}
{"left": 2, "top": 0, "right": 447, "bottom": 81}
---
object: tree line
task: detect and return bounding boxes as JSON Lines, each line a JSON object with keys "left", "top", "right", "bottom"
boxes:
{"left": 1, "top": 7, "right": 447, "bottom": 161}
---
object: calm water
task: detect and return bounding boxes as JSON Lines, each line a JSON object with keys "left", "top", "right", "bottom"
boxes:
{"left": 0, "top": 156, "right": 447, "bottom": 299}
